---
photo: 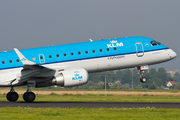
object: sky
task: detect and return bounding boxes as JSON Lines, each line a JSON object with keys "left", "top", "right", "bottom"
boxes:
{"left": 0, "top": 0, "right": 179, "bottom": 71}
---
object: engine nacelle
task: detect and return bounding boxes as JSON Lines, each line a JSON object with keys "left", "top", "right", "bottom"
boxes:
{"left": 52, "top": 68, "right": 88, "bottom": 87}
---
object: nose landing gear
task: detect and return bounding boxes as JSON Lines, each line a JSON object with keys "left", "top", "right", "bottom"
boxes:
{"left": 138, "top": 66, "right": 148, "bottom": 83}
{"left": 140, "top": 70, "right": 147, "bottom": 83}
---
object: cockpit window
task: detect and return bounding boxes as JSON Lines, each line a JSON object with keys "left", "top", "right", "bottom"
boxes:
{"left": 155, "top": 41, "right": 161, "bottom": 45}
{"left": 151, "top": 41, "right": 157, "bottom": 46}
{"left": 150, "top": 41, "right": 161, "bottom": 46}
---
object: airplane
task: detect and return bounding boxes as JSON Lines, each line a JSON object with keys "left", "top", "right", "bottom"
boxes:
{"left": 0, "top": 36, "right": 177, "bottom": 102}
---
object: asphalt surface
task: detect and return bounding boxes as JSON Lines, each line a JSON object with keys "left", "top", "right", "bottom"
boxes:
{"left": 0, "top": 102, "right": 180, "bottom": 108}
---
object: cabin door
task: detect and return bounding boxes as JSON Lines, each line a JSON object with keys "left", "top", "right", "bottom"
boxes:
{"left": 39, "top": 54, "right": 45, "bottom": 64}
{"left": 135, "top": 42, "right": 144, "bottom": 57}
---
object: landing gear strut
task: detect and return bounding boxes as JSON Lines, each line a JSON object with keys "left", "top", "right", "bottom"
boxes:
{"left": 6, "top": 87, "right": 19, "bottom": 102}
{"left": 138, "top": 66, "right": 148, "bottom": 83}
{"left": 139, "top": 70, "right": 147, "bottom": 83}
{"left": 23, "top": 86, "right": 36, "bottom": 102}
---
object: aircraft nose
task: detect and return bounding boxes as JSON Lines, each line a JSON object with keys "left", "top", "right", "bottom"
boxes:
{"left": 168, "top": 49, "right": 177, "bottom": 59}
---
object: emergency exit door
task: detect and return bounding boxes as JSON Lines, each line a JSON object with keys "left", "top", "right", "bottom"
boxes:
{"left": 39, "top": 54, "right": 45, "bottom": 64}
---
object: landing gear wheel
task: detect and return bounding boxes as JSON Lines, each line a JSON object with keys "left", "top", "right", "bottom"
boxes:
{"left": 139, "top": 69, "right": 147, "bottom": 83}
{"left": 140, "top": 77, "right": 147, "bottom": 83}
{"left": 6, "top": 92, "right": 19, "bottom": 102}
{"left": 23, "top": 92, "right": 36, "bottom": 102}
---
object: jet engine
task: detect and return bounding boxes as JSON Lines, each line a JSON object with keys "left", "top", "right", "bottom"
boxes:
{"left": 52, "top": 68, "right": 88, "bottom": 87}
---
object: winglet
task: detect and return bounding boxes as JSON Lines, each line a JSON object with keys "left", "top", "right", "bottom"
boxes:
{"left": 14, "top": 48, "right": 36, "bottom": 65}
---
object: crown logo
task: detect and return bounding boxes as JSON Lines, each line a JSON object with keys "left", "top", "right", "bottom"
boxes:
{"left": 21, "top": 58, "right": 26, "bottom": 61}
{"left": 110, "top": 40, "right": 117, "bottom": 43}
{"left": 74, "top": 74, "right": 79, "bottom": 76}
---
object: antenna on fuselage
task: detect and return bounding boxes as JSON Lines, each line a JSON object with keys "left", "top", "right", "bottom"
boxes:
{"left": 89, "top": 39, "right": 93, "bottom": 42}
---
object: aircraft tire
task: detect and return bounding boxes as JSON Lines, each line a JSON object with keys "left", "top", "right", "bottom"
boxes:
{"left": 6, "top": 92, "right": 19, "bottom": 102}
{"left": 140, "top": 77, "right": 147, "bottom": 83}
{"left": 23, "top": 92, "right": 36, "bottom": 102}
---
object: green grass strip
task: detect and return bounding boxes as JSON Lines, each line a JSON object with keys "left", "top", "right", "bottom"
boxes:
{"left": 0, "top": 107, "right": 180, "bottom": 120}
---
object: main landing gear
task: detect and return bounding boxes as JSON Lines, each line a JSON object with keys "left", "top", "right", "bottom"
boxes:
{"left": 23, "top": 86, "right": 36, "bottom": 102}
{"left": 6, "top": 86, "right": 36, "bottom": 102}
{"left": 6, "top": 87, "right": 19, "bottom": 102}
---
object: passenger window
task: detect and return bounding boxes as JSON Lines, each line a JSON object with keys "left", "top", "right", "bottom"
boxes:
{"left": 64, "top": 53, "right": 67, "bottom": 57}
{"left": 151, "top": 41, "right": 157, "bottom": 46}
{"left": 107, "top": 48, "right": 110, "bottom": 51}
{"left": 32, "top": 57, "right": 36, "bottom": 61}
{"left": 40, "top": 56, "right": 43, "bottom": 59}
{"left": 9, "top": 60, "right": 12, "bottom": 63}
{"left": 114, "top": 47, "right": 117, "bottom": 51}
{"left": 49, "top": 55, "right": 52, "bottom": 58}
{"left": 78, "top": 51, "right": 81, "bottom": 55}
{"left": 71, "top": 52, "right": 74, "bottom": 56}
{"left": 56, "top": 54, "right": 60, "bottom": 58}
{"left": 17, "top": 59, "right": 20, "bottom": 62}
{"left": 85, "top": 51, "right": 88, "bottom": 54}
{"left": 92, "top": 50, "right": 95, "bottom": 53}
{"left": 100, "top": 49, "right": 102, "bottom": 52}
{"left": 2, "top": 61, "right": 5, "bottom": 64}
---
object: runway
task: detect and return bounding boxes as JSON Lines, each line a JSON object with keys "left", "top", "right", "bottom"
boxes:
{"left": 0, "top": 102, "right": 180, "bottom": 108}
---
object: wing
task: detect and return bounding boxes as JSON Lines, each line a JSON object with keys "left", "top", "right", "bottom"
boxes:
{"left": 12, "top": 48, "right": 58, "bottom": 86}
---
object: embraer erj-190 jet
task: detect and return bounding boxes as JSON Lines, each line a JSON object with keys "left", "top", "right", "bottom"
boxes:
{"left": 0, "top": 36, "right": 177, "bottom": 102}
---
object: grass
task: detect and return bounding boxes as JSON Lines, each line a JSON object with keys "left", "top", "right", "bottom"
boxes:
{"left": 0, "top": 107, "right": 180, "bottom": 120}
{"left": 0, "top": 94, "right": 180, "bottom": 103}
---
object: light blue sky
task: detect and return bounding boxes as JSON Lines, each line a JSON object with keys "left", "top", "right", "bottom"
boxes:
{"left": 0, "top": 0, "right": 179, "bottom": 70}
